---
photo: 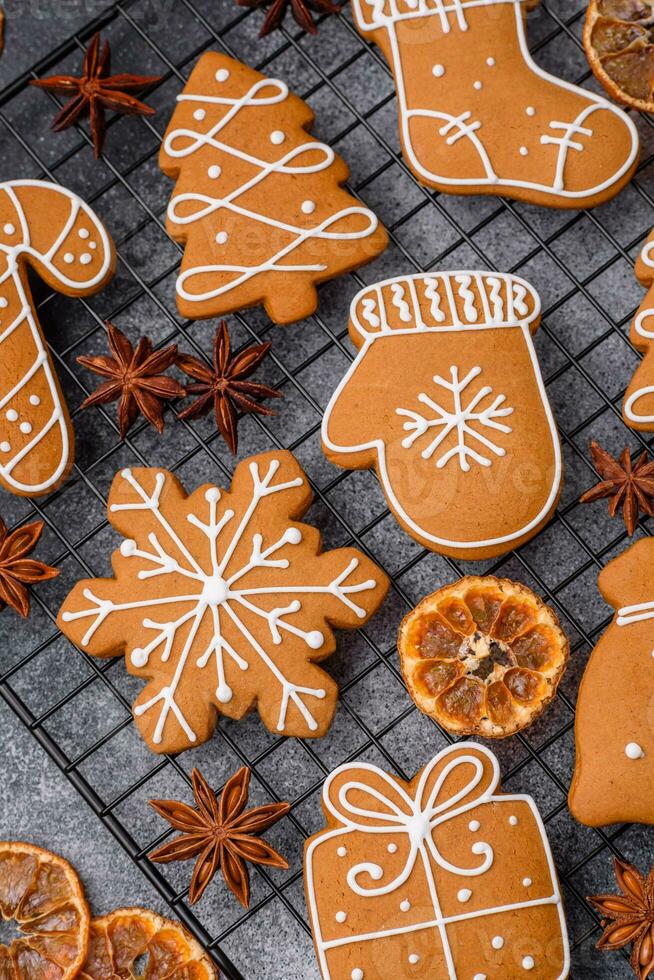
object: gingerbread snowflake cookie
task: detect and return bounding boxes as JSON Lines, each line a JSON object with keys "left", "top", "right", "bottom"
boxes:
{"left": 322, "top": 272, "right": 562, "bottom": 560}
{"left": 57, "top": 451, "right": 388, "bottom": 754}
{"left": 0, "top": 179, "right": 114, "bottom": 496}
{"left": 570, "top": 538, "right": 654, "bottom": 826}
{"left": 622, "top": 229, "right": 654, "bottom": 431}
{"left": 305, "top": 742, "right": 570, "bottom": 979}
{"left": 159, "top": 52, "right": 387, "bottom": 324}
{"left": 352, "top": 0, "right": 638, "bottom": 208}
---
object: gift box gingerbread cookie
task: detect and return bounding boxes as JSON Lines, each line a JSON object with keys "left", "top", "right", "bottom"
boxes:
{"left": 322, "top": 272, "right": 562, "bottom": 560}
{"left": 305, "top": 742, "right": 570, "bottom": 979}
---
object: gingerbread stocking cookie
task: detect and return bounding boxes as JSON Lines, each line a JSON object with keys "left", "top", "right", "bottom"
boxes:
{"left": 0, "top": 180, "right": 115, "bottom": 497}
{"left": 622, "top": 229, "right": 654, "bottom": 429}
{"left": 570, "top": 539, "right": 654, "bottom": 826}
{"left": 352, "top": 0, "right": 638, "bottom": 207}
{"left": 160, "top": 53, "right": 388, "bottom": 324}
{"left": 57, "top": 451, "right": 388, "bottom": 754}
{"left": 322, "top": 272, "right": 561, "bottom": 560}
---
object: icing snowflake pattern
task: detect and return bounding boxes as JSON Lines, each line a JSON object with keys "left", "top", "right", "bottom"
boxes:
{"left": 396, "top": 365, "right": 514, "bottom": 471}
{"left": 58, "top": 452, "right": 386, "bottom": 753}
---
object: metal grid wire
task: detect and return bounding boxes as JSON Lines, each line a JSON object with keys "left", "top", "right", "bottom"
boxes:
{"left": 1, "top": 0, "right": 653, "bottom": 976}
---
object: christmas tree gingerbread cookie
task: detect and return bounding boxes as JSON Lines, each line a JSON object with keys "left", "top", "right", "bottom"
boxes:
{"left": 0, "top": 179, "right": 114, "bottom": 497}
{"left": 159, "top": 53, "right": 387, "bottom": 324}
{"left": 570, "top": 538, "right": 654, "bottom": 826}
{"left": 304, "top": 741, "right": 570, "bottom": 979}
{"left": 622, "top": 227, "right": 654, "bottom": 430}
{"left": 322, "top": 272, "right": 562, "bottom": 560}
{"left": 352, "top": 0, "right": 638, "bottom": 208}
{"left": 57, "top": 451, "right": 388, "bottom": 755}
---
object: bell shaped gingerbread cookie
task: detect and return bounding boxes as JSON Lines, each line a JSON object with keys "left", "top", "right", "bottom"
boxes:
{"left": 352, "top": 0, "right": 638, "bottom": 208}
{"left": 623, "top": 229, "right": 654, "bottom": 430}
{"left": 0, "top": 180, "right": 114, "bottom": 496}
{"left": 570, "top": 539, "right": 654, "bottom": 826}
{"left": 322, "top": 272, "right": 562, "bottom": 560}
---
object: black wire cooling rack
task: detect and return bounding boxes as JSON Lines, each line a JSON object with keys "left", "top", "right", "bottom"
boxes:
{"left": 1, "top": 0, "right": 653, "bottom": 977}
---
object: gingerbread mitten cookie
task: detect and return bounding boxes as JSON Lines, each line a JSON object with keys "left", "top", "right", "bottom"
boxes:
{"left": 570, "top": 539, "right": 654, "bottom": 826}
{"left": 352, "top": 0, "right": 638, "bottom": 207}
{"left": 160, "top": 53, "right": 387, "bottom": 324}
{"left": 623, "top": 229, "right": 654, "bottom": 429}
{"left": 305, "top": 742, "right": 570, "bottom": 979}
{"left": 322, "top": 272, "right": 562, "bottom": 560}
{"left": 0, "top": 180, "right": 114, "bottom": 497}
{"left": 57, "top": 451, "right": 388, "bottom": 754}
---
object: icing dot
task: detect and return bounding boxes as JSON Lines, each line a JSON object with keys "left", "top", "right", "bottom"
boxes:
{"left": 204, "top": 487, "right": 221, "bottom": 503}
{"left": 217, "top": 683, "right": 232, "bottom": 703}
{"left": 131, "top": 648, "right": 148, "bottom": 668}
{"left": 215, "top": 68, "right": 230, "bottom": 82}
{"left": 492, "top": 936, "right": 505, "bottom": 950}
{"left": 19, "top": 422, "right": 32, "bottom": 435}
{"left": 301, "top": 200, "right": 316, "bottom": 215}
{"left": 270, "top": 130, "right": 285, "bottom": 145}
{"left": 284, "top": 527, "right": 302, "bottom": 545}
{"left": 0, "top": 442, "right": 9, "bottom": 453}
{"left": 474, "top": 975, "right": 487, "bottom": 980}
{"left": 215, "top": 231, "right": 228, "bottom": 245}
{"left": 486, "top": 57, "right": 495, "bottom": 66}
{"left": 520, "top": 146, "right": 529, "bottom": 156}
{"left": 408, "top": 954, "right": 420, "bottom": 964}
{"left": 457, "top": 888, "right": 472, "bottom": 903}
{"left": 29, "top": 394, "right": 40, "bottom": 406}
{"left": 523, "top": 877, "right": 532, "bottom": 887}
{"left": 80, "top": 253, "right": 92, "bottom": 265}
{"left": 626, "top": 742, "right": 645, "bottom": 759}
{"left": 351, "top": 971, "right": 363, "bottom": 980}
{"left": 3, "top": 223, "right": 15, "bottom": 235}
{"left": 90, "top": 241, "right": 97, "bottom": 249}
{"left": 337, "top": 846, "right": 347, "bottom": 856}
{"left": 469, "top": 820, "right": 480, "bottom": 832}
{"left": 522, "top": 956, "right": 535, "bottom": 971}
{"left": 509, "top": 815, "right": 519, "bottom": 826}
{"left": 63, "top": 253, "right": 74, "bottom": 264}
{"left": 120, "top": 539, "right": 137, "bottom": 557}
{"left": 432, "top": 64, "right": 445, "bottom": 77}
{"left": 0, "top": 298, "right": 7, "bottom": 308}
{"left": 400, "top": 900, "right": 410, "bottom": 912}
{"left": 5, "top": 409, "right": 17, "bottom": 422}
{"left": 526, "top": 105, "right": 536, "bottom": 116}
{"left": 307, "top": 631, "right": 325, "bottom": 649}
{"left": 387, "top": 843, "right": 398, "bottom": 853}
{"left": 335, "top": 911, "right": 347, "bottom": 923}
{"left": 208, "top": 165, "right": 222, "bottom": 179}
{"left": 473, "top": 80, "right": 482, "bottom": 90}
{"left": 472, "top": 842, "right": 488, "bottom": 854}
{"left": 193, "top": 108, "right": 206, "bottom": 121}
{"left": 79, "top": 228, "right": 90, "bottom": 239}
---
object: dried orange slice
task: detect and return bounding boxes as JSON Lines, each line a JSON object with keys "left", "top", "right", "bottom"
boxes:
{"left": 398, "top": 576, "right": 569, "bottom": 737}
{"left": 0, "top": 841, "right": 90, "bottom": 979}
{"left": 584, "top": 0, "right": 654, "bottom": 110}
{"left": 79, "top": 907, "right": 218, "bottom": 979}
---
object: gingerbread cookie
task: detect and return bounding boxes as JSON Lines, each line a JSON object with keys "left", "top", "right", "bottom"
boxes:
{"left": 322, "top": 272, "right": 562, "bottom": 560}
{"left": 570, "top": 538, "right": 654, "bottom": 827}
{"left": 352, "top": 0, "right": 638, "bottom": 208}
{"left": 0, "top": 179, "right": 115, "bottom": 497}
{"left": 159, "top": 52, "right": 387, "bottom": 324}
{"left": 304, "top": 741, "right": 570, "bottom": 979}
{"left": 57, "top": 451, "right": 388, "bottom": 754}
{"left": 622, "top": 229, "right": 654, "bottom": 430}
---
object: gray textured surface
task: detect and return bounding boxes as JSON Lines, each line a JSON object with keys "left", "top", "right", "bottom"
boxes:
{"left": 0, "top": 0, "right": 652, "bottom": 978}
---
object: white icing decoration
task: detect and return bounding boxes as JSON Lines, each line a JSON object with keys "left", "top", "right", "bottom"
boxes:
{"left": 523, "top": 956, "right": 535, "bottom": 971}
{"left": 526, "top": 106, "right": 536, "bottom": 116}
{"left": 193, "top": 108, "right": 206, "bottom": 121}
{"left": 63, "top": 253, "right": 74, "bottom": 263}
{"left": 473, "top": 80, "right": 482, "bottom": 91}
{"left": 624, "top": 239, "right": 654, "bottom": 422}
{"left": 455, "top": 273, "right": 478, "bottom": 321}
{"left": 520, "top": 146, "right": 529, "bottom": 156}
{"left": 6, "top": 409, "right": 17, "bottom": 422}
{"left": 400, "top": 899, "right": 410, "bottom": 911}
{"left": 216, "top": 68, "right": 230, "bottom": 82}
{"left": 301, "top": 200, "right": 316, "bottom": 215}
{"left": 61, "top": 460, "right": 377, "bottom": 744}
{"left": 337, "top": 846, "right": 347, "bottom": 857}
{"left": 617, "top": 600, "right": 654, "bottom": 626}
{"left": 335, "top": 911, "right": 347, "bottom": 922}
{"left": 492, "top": 936, "right": 504, "bottom": 949}
{"left": 164, "top": 75, "right": 378, "bottom": 304}
{"left": 19, "top": 422, "right": 32, "bottom": 435}
{"left": 208, "top": 165, "right": 221, "bottom": 179}
{"left": 387, "top": 842, "right": 397, "bottom": 853}
{"left": 350, "top": 0, "right": 638, "bottom": 200}
{"left": 469, "top": 819, "right": 480, "bottom": 831}
{"left": 396, "top": 365, "right": 513, "bottom": 471}
{"left": 0, "top": 442, "right": 9, "bottom": 453}
{"left": 29, "top": 394, "right": 40, "bottom": 406}
{"left": 80, "top": 253, "right": 92, "bottom": 265}
{"left": 79, "top": 228, "right": 89, "bottom": 239}
{"left": 473, "top": 975, "right": 487, "bottom": 980}
{"left": 0, "top": 180, "right": 112, "bottom": 495}
{"left": 424, "top": 277, "right": 445, "bottom": 322}
{"left": 408, "top": 954, "right": 419, "bottom": 964}
{"left": 457, "top": 888, "right": 472, "bottom": 902}
{"left": 3, "top": 224, "right": 15, "bottom": 235}
{"left": 322, "top": 271, "right": 562, "bottom": 553}
{"left": 304, "top": 742, "right": 569, "bottom": 980}
{"left": 432, "top": 64, "right": 445, "bottom": 77}
{"left": 625, "top": 742, "right": 645, "bottom": 760}
{"left": 523, "top": 877, "right": 532, "bottom": 887}
{"left": 391, "top": 282, "right": 412, "bottom": 323}
{"left": 509, "top": 815, "right": 519, "bottom": 826}
{"left": 215, "top": 232, "right": 228, "bottom": 245}
{"left": 487, "top": 57, "right": 495, "bottom": 67}
{"left": 351, "top": 971, "right": 363, "bottom": 980}
{"left": 361, "top": 298, "right": 380, "bottom": 329}
{"left": 486, "top": 276, "right": 504, "bottom": 322}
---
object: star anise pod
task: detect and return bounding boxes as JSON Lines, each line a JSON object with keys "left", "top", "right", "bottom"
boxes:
{"left": 149, "top": 767, "right": 290, "bottom": 907}
{"left": 30, "top": 32, "right": 161, "bottom": 158}
{"left": 588, "top": 857, "right": 654, "bottom": 979}
{"left": 0, "top": 517, "right": 59, "bottom": 618}
{"left": 176, "top": 320, "right": 282, "bottom": 455}
{"left": 236, "top": 0, "right": 340, "bottom": 36}
{"left": 579, "top": 440, "right": 654, "bottom": 536}
{"left": 77, "top": 321, "right": 186, "bottom": 440}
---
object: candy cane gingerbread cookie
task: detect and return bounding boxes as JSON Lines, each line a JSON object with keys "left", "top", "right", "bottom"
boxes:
{"left": 352, "top": 0, "right": 638, "bottom": 208}
{"left": 0, "top": 180, "right": 114, "bottom": 497}
{"left": 160, "top": 53, "right": 387, "bottom": 324}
